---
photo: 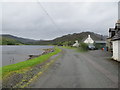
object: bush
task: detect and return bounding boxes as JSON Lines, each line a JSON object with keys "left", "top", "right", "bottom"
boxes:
{"left": 78, "top": 43, "right": 88, "bottom": 51}
{"left": 81, "top": 43, "right": 88, "bottom": 50}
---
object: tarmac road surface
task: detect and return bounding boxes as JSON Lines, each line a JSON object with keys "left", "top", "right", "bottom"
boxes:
{"left": 29, "top": 48, "right": 118, "bottom": 88}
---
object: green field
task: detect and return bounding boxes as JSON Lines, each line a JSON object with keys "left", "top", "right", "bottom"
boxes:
{"left": 0, "top": 47, "right": 61, "bottom": 78}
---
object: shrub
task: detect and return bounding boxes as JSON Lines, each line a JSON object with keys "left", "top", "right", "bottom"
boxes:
{"left": 78, "top": 43, "right": 88, "bottom": 51}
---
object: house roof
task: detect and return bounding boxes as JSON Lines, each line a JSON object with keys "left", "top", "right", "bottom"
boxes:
{"left": 112, "top": 30, "right": 120, "bottom": 41}
{"left": 95, "top": 41, "right": 106, "bottom": 44}
{"left": 84, "top": 35, "right": 94, "bottom": 44}
{"left": 109, "top": 28, "right": 115, "bottom": 32}
{"left": 81, "top": 34, "right": 106, "bottom": 42}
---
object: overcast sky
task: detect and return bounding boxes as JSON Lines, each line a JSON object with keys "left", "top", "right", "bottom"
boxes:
{"left": 1, "top": 1, "right": 118, "bottom": 40}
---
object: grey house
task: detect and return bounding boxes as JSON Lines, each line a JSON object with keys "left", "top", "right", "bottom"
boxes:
{"left": 107, "top": 20, "right": 120, "bottom": 61}
{"left": 111, "top": 20, "right": 120, "bottom": 61}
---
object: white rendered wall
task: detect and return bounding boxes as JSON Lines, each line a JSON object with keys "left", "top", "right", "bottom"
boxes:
{"left": 84, "top": 35, "right": 94, "bottom": 44}
{"left": 112, "top": 41, "right": 120, "bottom": 61}
{"left": 118, "top": 41, "right": 120, "bottom": 61}
{"left": 73, "top": 40, "right": 79, "bottom": 47}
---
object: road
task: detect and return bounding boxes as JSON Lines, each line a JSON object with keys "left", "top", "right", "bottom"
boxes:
{"left": 29, "top": 48, "right": 118, "bottom": 88}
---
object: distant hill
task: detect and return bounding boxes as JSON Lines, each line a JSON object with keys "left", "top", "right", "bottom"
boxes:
{"left": 0, "top": 34, "right": 37, "bottom": 45}
{"left": 0, "top": 32, "right": 107, "bottom": 45}
{"left": 36, "top": 32, "right": 107, "bottom": 46}
{"left": 0, "top": 36, "right": 21, "bottom": 45}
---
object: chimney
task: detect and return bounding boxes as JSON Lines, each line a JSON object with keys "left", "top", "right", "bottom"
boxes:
{"left": 88, "top": 35, "right": 91, "bottom": 38}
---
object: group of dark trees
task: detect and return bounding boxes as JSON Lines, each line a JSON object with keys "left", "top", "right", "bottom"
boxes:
{"left": 0, "top": 37, "right": 23, "bottom": 45}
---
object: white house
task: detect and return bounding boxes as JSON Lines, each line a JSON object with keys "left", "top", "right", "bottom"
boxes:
{"left": 84, "top": 34, "right": 106, "bottom": 49}
{"left": 112, "top": 39, "right": 120, "bottom": 61}
{"left": 111, "top": 20, "right": 120, "bottom": 61}
{"left": 73, "top": 40, "right": 79, "bottom": 47}
{"left": 84, "top": 35, "right": 94, "bottom": 44}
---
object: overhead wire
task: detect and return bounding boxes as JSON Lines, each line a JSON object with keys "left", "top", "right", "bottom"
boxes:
{"left": 36, "top": 0, "right": 62, "bottom": 32}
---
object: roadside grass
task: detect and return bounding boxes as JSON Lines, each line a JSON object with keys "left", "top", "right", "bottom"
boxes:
{"left": 76, "top": 47, "right": 88, "bottom": 53}
{"left": 61, "top": 46, "right": 88, "bottom": 53}
{"left": 0, "top": 67, "right": 2, "bottom": 80}
{"left": 0, "top": 47, "right": 61, "bottom": 78}
{"left": 61, "top": 46, "right": 76, "bottom": 49}
{"left": 77, "top": 43, "right": 88, "bottom": 52}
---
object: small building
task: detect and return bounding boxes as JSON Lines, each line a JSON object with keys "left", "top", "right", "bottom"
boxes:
{"left": 111, "top": 20, "right": 120, "bottom": 61}
{"left": 94, "top": 41, "right": 107, "bottom": 49}
{"left": 73, "top": 40, "right": 79, "bottom": 47}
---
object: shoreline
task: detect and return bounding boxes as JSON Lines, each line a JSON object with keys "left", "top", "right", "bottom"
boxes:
{"left": 1, "top": 47, "right": 61, "bottom": 88}
{"left": 28, "top": 48, "right": 54, "bottom": 60}
{"left": 2, "top": 45, "right": 54, "bottom": 66}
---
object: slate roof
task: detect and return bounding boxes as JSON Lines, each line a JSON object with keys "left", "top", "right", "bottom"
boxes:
{"left": 112, "top": 30, "right": 120, "bottom": 41}
{"left": 111, "top": 20, "right": 120, "bottom": 41}
{"left": 109, "top": 28, "right": 115, "bottom": 32}
{"left": 95, "top": 41, "right": 106, "bottom": 44}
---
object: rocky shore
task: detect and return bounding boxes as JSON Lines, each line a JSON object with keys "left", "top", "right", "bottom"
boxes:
{"left": 28, "top": 48, "right": 54, "bottom": 60}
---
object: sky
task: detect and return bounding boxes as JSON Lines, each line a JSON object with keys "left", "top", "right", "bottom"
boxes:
{"left": 1, "top": 1, "right": 119, "bottom": 40}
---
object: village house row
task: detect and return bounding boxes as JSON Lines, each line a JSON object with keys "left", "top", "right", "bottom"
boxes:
{"left": 107, "top": 19, "right": 120, "bottom": 61}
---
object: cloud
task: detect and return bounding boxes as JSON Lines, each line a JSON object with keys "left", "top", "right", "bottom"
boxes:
{"left": 2, "top": 2, "right": 118, "bottom": 40}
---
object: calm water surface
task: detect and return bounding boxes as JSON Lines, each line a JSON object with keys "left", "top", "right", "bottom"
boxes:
{"left": 1, "top": 45, "right": 54, "bottom": 66}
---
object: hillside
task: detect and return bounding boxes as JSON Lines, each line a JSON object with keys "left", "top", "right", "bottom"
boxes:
{"left": 0, "top": 32, "right": 107, "bottom": 45}
{"left": 0, "top": 36, "right": 22, "bottom": 45}
{"left": 0, "top": 34, "right": 37, "bottom": 45}
{"left": 36, "top": 32, "right": 107, "bottom": 46}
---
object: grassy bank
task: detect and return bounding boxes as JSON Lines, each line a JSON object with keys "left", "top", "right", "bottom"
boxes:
{"left": 61, "top": 46, "right": 76, "bottom": 49}
{"left": 61, "top": 45, "right": 88, "bottom": 52}
{"left": 0, "top": 47, "right": 61, "bottom": 78}
{"left": 77, "top": 43, "right": 88, "bottom": 52}
{"left": 76, "top": 47, "right": 88, "bottom": 52}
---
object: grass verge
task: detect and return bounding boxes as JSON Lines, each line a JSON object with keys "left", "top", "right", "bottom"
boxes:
{"left": 0, "top": 47, "right": 61, "bottom": 78}
{"left": 76, "top": 47, "right": 88, "bottom": 52}
{"left": 61, "top": 46, "right": 88, "bottom": 53}
{"left": 61, "top": 46, "right": 76, "bottom": 49}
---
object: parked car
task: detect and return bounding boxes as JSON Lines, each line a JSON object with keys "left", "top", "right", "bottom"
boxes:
{"left": 88, "top": 44, "right": 95, "bottom": 50}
